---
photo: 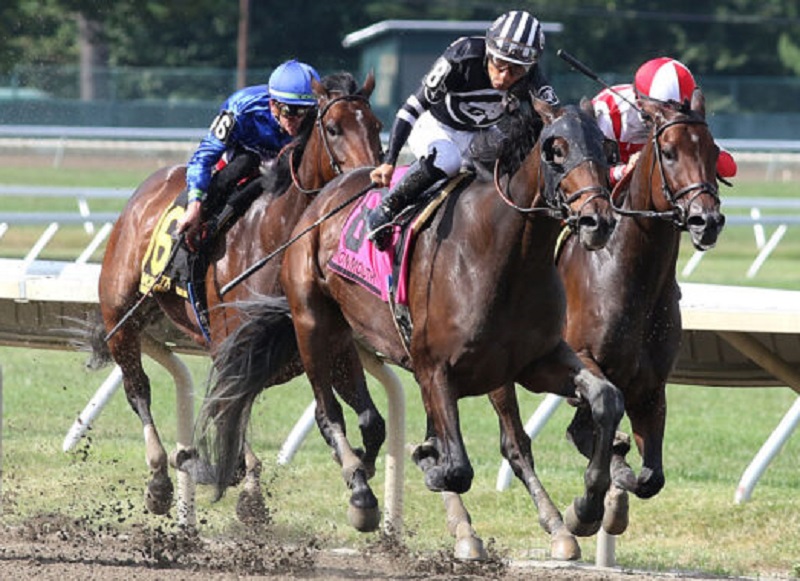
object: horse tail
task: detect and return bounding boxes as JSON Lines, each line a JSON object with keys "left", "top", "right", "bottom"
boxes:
{"left": 194, "top": 295, "right": 299, "bottom": 500}
{"left": 63, "top": 308, "right": 114, "bottom": 371}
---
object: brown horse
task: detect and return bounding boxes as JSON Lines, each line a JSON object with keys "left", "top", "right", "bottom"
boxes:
{"left": 197, "top": 99, "right": 622, "bottom": 549}
{"left": 490, "top": 89, "right": 725, "bottom": 550}
{"left": 90, "top": 72, "right": 383, "bottom": 517}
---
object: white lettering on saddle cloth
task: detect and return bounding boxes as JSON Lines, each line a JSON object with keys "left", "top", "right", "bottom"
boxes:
{"left": 328, "top": 190, "right": 400, "bottom": 302}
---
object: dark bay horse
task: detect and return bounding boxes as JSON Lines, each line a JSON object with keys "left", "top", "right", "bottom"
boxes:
{"left": 197, "top": 99, "right": 622, "bottom": 551}
{"left": 90, "top": 72, "right": 383, "bottom": 517}
{"left": 491, "top": 89, "right": 726, "bottom": 551}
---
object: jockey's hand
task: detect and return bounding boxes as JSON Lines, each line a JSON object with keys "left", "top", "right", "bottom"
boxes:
{"left": 177, "top": 200, "right": 203, "bottom": 251}
{"left": 370, "top": 163, "right": 395, "bottom": 188}
{"left": 624, "top": 151, "right": 641, "bottom": 176}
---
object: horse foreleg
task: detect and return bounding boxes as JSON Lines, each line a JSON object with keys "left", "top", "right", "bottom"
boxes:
{"left": 414, "top": 367, "right": 473, "bottom": 494}
{"left": 441, "top": 491, "right": 487, "bottom": 560}
{"left": 625, "top": 383, "right": 667, "bottom": 499}
{"left": 564, "top": 366, "right": 624, "bottom": 537}
{"left": 517, "top": 341, "right": 623, "bottom": 538}
{"left": 488, "top": 384, "right": 580, "bottom": 560}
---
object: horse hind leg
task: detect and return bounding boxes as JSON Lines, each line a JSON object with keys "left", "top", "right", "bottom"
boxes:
{"left": 489, "top": 384, "right": 581, "bottom": 560}
{"left": 109, "top": 326, "right": 174, "bottom": 515}
{"left": 235, "top": 440, "right": 268, "bottom": 524}
{"left": 304, "top": 342, "right": 380, "bottom": 532}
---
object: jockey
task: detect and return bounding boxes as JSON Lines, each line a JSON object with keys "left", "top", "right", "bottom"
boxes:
{"left": 592, "top": 57, "right": 737, "bottom": 186}
{"left": 177, "top": 59, "right": 320, "bottom": 249}
{"left": 367, "top": 10, "right": 559, "bottom": 250}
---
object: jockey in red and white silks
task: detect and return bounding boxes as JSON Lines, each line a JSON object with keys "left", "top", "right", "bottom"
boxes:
{"left": 592, "top": 57, "right": 737, "bottom": 186}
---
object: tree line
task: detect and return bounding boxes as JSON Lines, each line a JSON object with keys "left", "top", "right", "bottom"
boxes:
{"left": 2, "top": 0, "right": 799, "bottom": 84}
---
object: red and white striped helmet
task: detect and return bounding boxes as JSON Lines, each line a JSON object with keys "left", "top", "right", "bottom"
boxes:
{"left": 634, "top": 57, "right": 696, "bottom": 103}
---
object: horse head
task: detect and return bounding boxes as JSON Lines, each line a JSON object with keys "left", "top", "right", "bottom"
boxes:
{"left": 534, "top": 98, "right": 616, "bottom": 250}
{"left": 305, "top": 72, "right": 383, "bottom": 186}
{"left": 638, "top": 89, "right": 726, "bottom": 250}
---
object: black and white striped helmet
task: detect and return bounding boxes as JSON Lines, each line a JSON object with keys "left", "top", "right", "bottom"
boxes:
{"left": 485, "top": 10, "right": 544, "bottom": 67}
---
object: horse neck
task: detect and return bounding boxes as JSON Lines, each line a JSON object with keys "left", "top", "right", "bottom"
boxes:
{"left": 295, "top": 125, "right": 335, "bottom": 192}
{"left": 503, "top": 153, "right": 562, "bottom": 262}
{"left": 612, "top": 139, "right": 682, "bottom": 283}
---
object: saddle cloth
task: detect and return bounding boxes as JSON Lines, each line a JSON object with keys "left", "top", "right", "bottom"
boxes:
{"left": 139, "top": 190, "right": 191, "bottom": 298}
{"left": 327, "top": 169, "right": 472, "bottom": 306}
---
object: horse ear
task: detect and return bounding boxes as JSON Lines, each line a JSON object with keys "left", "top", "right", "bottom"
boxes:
{"left": 533, "top": 96, "right": 556, "bottom": 124}
{"left": 690, "top": 87, "right": 706, "bottom": 119}
{"left": 312, "top": 78, "right": 328, "bottom": 101}
{"left": 638, "top": 98, "right": 660, "bottom": 125}
{"left": 360, "top": 70, "right": 376, "bottom": 99}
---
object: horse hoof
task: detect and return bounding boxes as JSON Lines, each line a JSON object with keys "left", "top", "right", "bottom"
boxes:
{"left": 145, "top": 476, "right": 174, "bottom": 515}
{"left": 564, "top": 502, "right": 602, "bottom": 537}
{"left": 550, "top": 528, "right": 581, "bottom": 561}
{"left": 453, "top": 526, "right": 487, "bottom": 560}
{"left": 347, "top": 504, "right": 381, "bottom": 532}
{"left": 236, "top": 487, "right": 269, "bottom": 525}
{"left": 602, "top": 485, "right": 629, "bottom": 535}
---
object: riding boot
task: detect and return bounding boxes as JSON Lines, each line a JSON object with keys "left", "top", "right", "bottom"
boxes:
{"left": 367, "top": 155, "right": 447, "bottom": 251}
{"left": 206, "top": 203, "right": 237, "bottom": 241}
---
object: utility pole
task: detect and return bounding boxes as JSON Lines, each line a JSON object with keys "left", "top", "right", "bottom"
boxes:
{"left": 236, "top": 0, "right": 250, "bottom": 89}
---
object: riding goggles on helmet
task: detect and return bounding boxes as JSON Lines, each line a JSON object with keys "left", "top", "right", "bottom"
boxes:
{"left": 488, "top": 54, "right": 532, "bottom": 76}
{"left": 486, "top": 39, "right": 539, "bottom": 68}
{"left": 276, "top": 102, "right": 313, "bottom": 118}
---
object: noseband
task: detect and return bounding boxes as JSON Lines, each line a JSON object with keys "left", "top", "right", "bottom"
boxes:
{"left": 494, "top": 111, "right": 610, "bottom": 232}
{"left": 612, "top": 116, "right": 720, "bottom": 229}
{"left": 290, "top": 93, "right": 372, "bottom": 195}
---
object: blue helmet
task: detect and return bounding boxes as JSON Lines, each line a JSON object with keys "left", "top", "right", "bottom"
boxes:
{"left": 268, "top": 59, "right": 320, "bottom": 105}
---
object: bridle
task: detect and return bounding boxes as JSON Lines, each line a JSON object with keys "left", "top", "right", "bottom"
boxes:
{"left": 494, "top": 109, "right": 610, "bottom": 232}
{"left": 611, "top": 114, "right": 720, "bottom": 230}
{"left": 289, "top": 93, "right": 372, "bottom": 195}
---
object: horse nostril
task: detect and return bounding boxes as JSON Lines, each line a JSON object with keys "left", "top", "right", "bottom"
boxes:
{"left": 578, "top": 215, "right": 599, "bottom": 230}
{"left": 686, "top": 215, "right": 707, "bottom": 230}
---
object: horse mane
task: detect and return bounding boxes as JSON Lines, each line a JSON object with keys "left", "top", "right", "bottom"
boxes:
{"left": 262, "top": 72, "right": 360, "bottom": 195}
{"left": 468, "top": 99, "right": 543, "bottom": 181}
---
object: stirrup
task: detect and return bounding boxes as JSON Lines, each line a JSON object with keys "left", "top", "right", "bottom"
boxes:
{"left": 368, "top": 222, "right": 394, "bottom": 251}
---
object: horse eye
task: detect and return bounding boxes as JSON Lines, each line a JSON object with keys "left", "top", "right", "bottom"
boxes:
{"left": 326, "top": 123, "right": 341, "bottom": 138}
{"left": 552, "top": 145, "right": 567, "bottom": 166}
{"left": 662, "top": 145, "right": 677, "bottom": 162}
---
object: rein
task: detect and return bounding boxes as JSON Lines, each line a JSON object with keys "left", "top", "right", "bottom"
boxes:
{"left": 493, "top": 161, "right": 610, "bottom": 231}
{"left": 289, "top": 93, "right": 371, "bottom": 195}
{"left": 220, "top": 180, "right": 376, "bottom": 296}
{"left": 610, "top": 116, "right": 720, "bottom": 229}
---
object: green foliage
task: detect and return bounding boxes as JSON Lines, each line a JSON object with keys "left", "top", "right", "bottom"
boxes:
{"left": 3, "top": 1, "right": 800, "bottom": 77}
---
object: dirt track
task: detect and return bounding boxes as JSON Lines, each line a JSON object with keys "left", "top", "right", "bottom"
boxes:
{"left": 0, "top": 515, "right": 740, "bottom": 581}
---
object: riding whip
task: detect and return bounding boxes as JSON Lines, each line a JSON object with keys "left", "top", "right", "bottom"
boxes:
{"left": 557, "top": 50, "right": 644, "bottom": 114}
{"left": 220, "top": 181, "right": 377, "bottom": 297}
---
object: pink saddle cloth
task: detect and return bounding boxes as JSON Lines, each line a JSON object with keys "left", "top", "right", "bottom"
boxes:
{"left": 327, "top": 168, "right": 412, "bottom": 305}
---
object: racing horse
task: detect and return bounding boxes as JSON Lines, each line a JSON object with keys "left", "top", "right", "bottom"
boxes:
{"left": 89, "top": 71, "right": 384, "bottom": 518}
{"left": 490, "top": 88, "right": 726, "bottom": 549}
{"left": 196, "top": 98, "right": 622, "bottom": 552}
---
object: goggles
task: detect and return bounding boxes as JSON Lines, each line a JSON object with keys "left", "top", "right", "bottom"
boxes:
{"left": 488, "top": 55, "right": 531, "bottom": 76}
{"left": 276, "top": 102, "right": 313, "bottom": 118}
